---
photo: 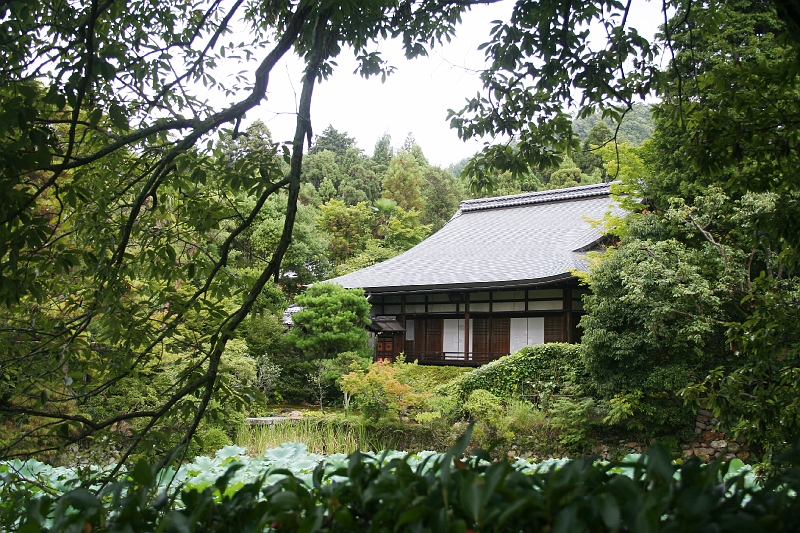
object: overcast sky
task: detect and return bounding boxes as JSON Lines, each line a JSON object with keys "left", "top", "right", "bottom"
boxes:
{"left": 233, "top": 1, "right": 665, "bottom": 168}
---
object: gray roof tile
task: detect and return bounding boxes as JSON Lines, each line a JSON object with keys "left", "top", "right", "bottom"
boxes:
{"left": 327, "top": 183, "right": 620, "bottom": 293}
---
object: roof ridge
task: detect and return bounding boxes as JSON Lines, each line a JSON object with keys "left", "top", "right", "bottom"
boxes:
{"left": 459, "top": 182, "right": 613, "bottom": 212}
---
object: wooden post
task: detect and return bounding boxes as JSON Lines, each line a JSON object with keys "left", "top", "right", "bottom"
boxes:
{"left": 563, "top": 288, "right": 572, "bottom": 343}
{"left": 463, "top": 292, "right": 470, "bottom": 361}
{"left": 488, "top": 292, "right": 493, "bottom": 360}
{"left": 400, "top": 294, "right": 406, "bottom": 361}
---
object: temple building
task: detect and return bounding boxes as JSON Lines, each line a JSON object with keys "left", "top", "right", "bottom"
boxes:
{"left": 326, "top": 182, "right": 620, "bottom": 366}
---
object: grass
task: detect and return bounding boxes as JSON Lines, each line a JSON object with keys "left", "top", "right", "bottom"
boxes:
{"left": 237, "top": 415, "right": 450, "bottom": 456}
{"left": 237, "top": 417, "right": 411, "bottom": 456}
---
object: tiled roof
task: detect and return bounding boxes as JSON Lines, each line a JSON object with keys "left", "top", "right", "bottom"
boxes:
{"left": 457, "top": 182, "right": 614, "bottom": 212}
{"left": 327, "top": 183, "right": 620, "bottom": 293}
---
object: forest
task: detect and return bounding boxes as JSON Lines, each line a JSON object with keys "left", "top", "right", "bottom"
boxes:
{"left": 2, "top": 0, "right": 800, "bottom": 530}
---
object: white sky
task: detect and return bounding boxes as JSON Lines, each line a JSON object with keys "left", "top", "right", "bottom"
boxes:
{"left": 230, "top": 1, "right": 665, "bottom": 168}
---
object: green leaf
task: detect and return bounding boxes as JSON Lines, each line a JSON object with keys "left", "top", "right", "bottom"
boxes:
{"left": 553, "top": 505, "right": 582, "bottom": 533}
{"left": 88, "top": 107, "right": 102, "bottom": 128}
{"left": 130, "top": 458, "right": 155, "bottom": 486}
{"left": 108, "top": 103, "right": 128, "bottom": 130}
{"left": 598, "top": 492, "right": 620, "bottom": 530}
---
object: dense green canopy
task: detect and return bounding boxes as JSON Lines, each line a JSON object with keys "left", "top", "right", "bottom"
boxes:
{"left": 3, "top": 0, "right": 800, "bottom": 462}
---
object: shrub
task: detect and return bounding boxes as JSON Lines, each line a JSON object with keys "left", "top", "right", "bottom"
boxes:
{"left": 460, "top": 391, "right": 553, "bottom": 452}
{"left": 548, "top": 396, "right": 599, "bottom": 452}
{"left": 438, "top": 343, "right": 585, "bottom": 406}
{"left": 269, "top": 356, "right": 322, "bottom": 405}
{"left": 506, "top": 399, "right": 547, "bottom": 436}
{"left": 187, "top": 426, "right": 232, "bottom": 459}
{"left": 253, "top": 355, "right": 282, "bottom": 400}
{"left": 464, "top": 389, "right": 513, "bottom": 444}
{"left": 221, "top": 338, "right": 257, "bottom": 389}
{"left": 464, "top": 389, "right": 505, "bottom": 423}
{"left": 341, "top": 362, "right": 427, "bottom": 421}
{"left": 392, "top": 357, "right": 472, "bottom": 392}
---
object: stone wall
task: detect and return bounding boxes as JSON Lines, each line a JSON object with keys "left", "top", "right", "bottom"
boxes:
{"left": 585, "top": 409, "right": 750, "bottom": 463}
{"left": 680, "top": 408, "right": 750, "bottom": 462}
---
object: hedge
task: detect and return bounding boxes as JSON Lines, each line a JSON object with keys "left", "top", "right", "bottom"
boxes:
{"left": 439, "top": 343, "right": 586, "bottom": 402}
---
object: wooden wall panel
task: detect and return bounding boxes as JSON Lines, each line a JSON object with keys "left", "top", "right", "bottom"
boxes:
{"left": 544, "top": 315, "right": 565, "bottom": 343}
{"left": 425, "top": 318, "right": 443, "bottom": 357}
{"left": 491, "top": 317, "right": 510, "bottom": 355}
{"left": 472, "top": 318, "right": 490, "bottom": 357}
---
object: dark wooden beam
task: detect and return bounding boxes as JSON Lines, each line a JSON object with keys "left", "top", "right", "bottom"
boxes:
{"left": 463, "top": 292, "right": 470, "bottom": 361}
{"left": 563, "top": 287, "right": 572, "bottom": 343}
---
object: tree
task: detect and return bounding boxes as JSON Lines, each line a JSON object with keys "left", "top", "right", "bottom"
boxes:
{"left": 641, "top": 0, "right": 800, "bottom": 452}
{"left": 244, "top": 192, "right": 331, "bottom": 291}
{"left": 402, "top": 132, "right": 416, "bottom": 152}
{"left": 370, "top": 132, "right": 394, "bottom": 178}
{"left": 308, "top": 125, "right": 357, "bottom": 160}
{"left": 421, "top": 166, "right": 465, "bottom": 231}
{"left": 571, "top": 104, "right": 655, "bottom": 146}
{"left": 340, "top": 147, "right": 366, "bottom": 175}
{"left": 382, "top": 151, "right": 425, "bottom": 211}
{"left": 450, "top": 0, "right": 800, "bottom": 452}
{"left": 547, "top": 156, "right": 583, "bottom": 189}
{"left": 598, "top": 142, "right": 648, "bottom": 184}
{"left": 318, "top": 176, "right": 338, "bottom": 203}
{"left": 579, "top": 192, "right": 743, "bottom": 436}
{"left": 0, "top": 0, "right": 474, "bottom": 463}
{"left": 334, "top": 239, "right": 402, "bottom": 276}
{"left": 339, "top": 164, "right": 382, "bottom": 205}
{"left": 572, "top": 122, "right": 612, "bottom": 178}
{"left": 383, "top": 207, "right": 432, "bottom": 250}
{"left": 469, "top": 170, "right": 543, "bottom": 198}
{"left": 302, "top": 149, "right": 345, "bottom": 190}
{"left": 288, "top": 283, "right": 371, "bottom": 360}
{"left": 217, "top": 120, "right": 276, "bottom": 174}
{"left": 317, "top": 200, "right": 374, "bottom": 263}
{"left": 446, "top": 156, "right": 471, "bottom": 178}
{"left": 410, "top": 143, "right": 429, "bottom": 167}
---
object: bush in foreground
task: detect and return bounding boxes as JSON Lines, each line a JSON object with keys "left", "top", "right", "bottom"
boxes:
{"left": 3, "top": 429, "right": 800, "bottom": 532}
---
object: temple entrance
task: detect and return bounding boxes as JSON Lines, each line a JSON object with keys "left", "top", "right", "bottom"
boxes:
{"left": 376, "top": 333, "right": 399, "bottom": 363}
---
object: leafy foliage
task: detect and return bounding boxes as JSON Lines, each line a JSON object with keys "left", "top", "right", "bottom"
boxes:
{"left": 4, "top": 433, "right": 800, "bottom": 533}
{"left": 420, "top": 166, "right": 467, "bottom": 231}
{"left": 289, "top": 283, "right": 371, "bottom": 360}
{"left": 440, "top": 343, "right": 585, "bottom": 405}
{"left": 381, "top": 151, "right": 426, "bottom": 212}
{"left": 392, "top": 358, "right": 472, "bottom": 392}
{"left": 683, "top": 274, "right": 800, "bottom": 453}
{"left": 0, "top": 0, "right": 479, "bottom": 461}
{"left": 572, "top": 104, "right": 655, "bottom": 146}
{"left": 341, "top": 361, "right": 427, "bottom": 421}
{"left": 445, "top": 0, "right": 800, "bottom": 453}
{"left": 317, "top": 200, "right": 374, "bottom": 263}
{"left": 572, "top": 1, "right": 800, "bottom": 451}
{"left": 308, "top": 126, "right": 358, "bottom": 161}
{"left": 427, "top": 345, "right": 609, "bottom": 454}
{"left": 449, "top": 0, "right": 659, "bottom": 191}
{"left": 0, "top": 0, "right": 500, "bottom": 462}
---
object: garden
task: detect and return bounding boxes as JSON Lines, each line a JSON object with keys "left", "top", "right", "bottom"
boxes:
{"left": 4, "top": 0, "right": 800, "bottom": 529}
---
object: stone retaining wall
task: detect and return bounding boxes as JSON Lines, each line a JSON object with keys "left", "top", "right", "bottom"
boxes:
{"left": 680, "top": 408, "right": 749, "bottom": 462}
{"left": 587, "top": 409, "right": 749, "bottom": 463}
